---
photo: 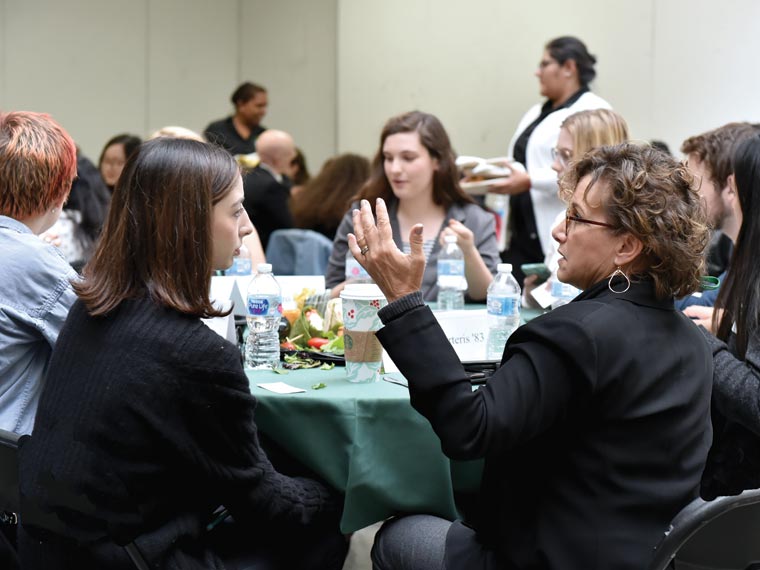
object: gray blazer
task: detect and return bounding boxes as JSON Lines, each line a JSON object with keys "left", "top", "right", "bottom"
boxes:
{"left": 324, "top": 199, "right": 500, "bottom": 301}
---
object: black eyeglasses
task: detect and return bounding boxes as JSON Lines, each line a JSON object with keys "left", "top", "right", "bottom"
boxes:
{"left": 565, "top": 213, "right": 616, "bottom": 235}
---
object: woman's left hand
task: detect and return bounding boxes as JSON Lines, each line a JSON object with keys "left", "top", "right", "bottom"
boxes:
{"left": 348, "top": 198, "right": 426, "bottom": 303}
{"left": 441, "top": 219, "right": 476, "bottom": 254}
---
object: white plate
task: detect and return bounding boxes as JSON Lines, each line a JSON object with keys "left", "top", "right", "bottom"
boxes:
{"left": 460, "top": 178, "right": 509, "bottom": 195}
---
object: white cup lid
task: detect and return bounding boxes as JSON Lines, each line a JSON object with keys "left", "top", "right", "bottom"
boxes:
{"left": 340, "top": 283, "right": 386, "bottom": 300}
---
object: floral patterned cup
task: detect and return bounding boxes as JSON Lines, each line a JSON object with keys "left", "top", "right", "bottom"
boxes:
{"left": 340, "top": 284, "right": 387, "bottom": 383}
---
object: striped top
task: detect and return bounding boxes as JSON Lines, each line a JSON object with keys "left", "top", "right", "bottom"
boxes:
{"left": 402, "top": 239, "right": 436, "bottom": 260}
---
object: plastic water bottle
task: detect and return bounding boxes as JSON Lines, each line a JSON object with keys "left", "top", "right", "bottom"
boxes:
{"left": 226, "top": 243, "right": 252, "bottom": 276}
{"left": 345, "top": 250, "right": 372, "bottom": 283}
{"left": 245, "top": 263, "right": 283, "bottom": 369}
{"left": 486, "top": 263, "right": 521, "bottom": 360}
{"left": 550, "top": 269, "right": 581, "bottom": 309}
{"left": 437, "top": 235, "right": 466, "bottom": 310}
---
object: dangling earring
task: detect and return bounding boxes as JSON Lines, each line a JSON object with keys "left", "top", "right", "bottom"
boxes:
{"left": 608, "top": 267, "right": 631, "bottom": 294}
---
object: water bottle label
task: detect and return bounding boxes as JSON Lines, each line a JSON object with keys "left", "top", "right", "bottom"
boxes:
{"left": 247, "top": 296, "right": 283, "bottom": 317}
{"left": 437, "top": 259, "right": 464, "bottom": 277}
{"left": 227, "top": 257, "right": 252, "bottom": 276}
{"left": 487, "top": 296, "right": 519, "bottom": 317}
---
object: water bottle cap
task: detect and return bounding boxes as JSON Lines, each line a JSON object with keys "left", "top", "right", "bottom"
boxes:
{"left": 497, "top": 263, "right": 512, "bottom": 273}
{"left": 256, "top": 263, "right": 272, "bottom": 274}
{"left": 444, "top": 234, "right": 457, "bottom": 244}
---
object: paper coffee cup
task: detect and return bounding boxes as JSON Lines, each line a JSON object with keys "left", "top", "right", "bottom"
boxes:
{"left": 340, "top": 284, "right": 387, "bottom": 383}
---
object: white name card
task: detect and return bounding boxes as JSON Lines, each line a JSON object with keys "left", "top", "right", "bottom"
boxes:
{"left": 382, "top": 308, "right": 492, "bottom": 373}
{"left": 433, "top": 309, "right": 490, "bottom": 362}
{"left": 202, "top": 298, "right": 237, "bottom": 343}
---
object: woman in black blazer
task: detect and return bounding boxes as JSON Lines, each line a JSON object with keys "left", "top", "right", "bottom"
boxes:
{"left": 352, "top": 143, "right": 712, "bottom": 570}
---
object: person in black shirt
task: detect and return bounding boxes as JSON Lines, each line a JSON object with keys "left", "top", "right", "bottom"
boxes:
{"left": 204, "top": 82, "right": 268, "bottom": 156}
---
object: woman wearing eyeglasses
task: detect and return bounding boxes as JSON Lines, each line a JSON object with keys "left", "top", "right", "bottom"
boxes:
{"left": 356, "top": 143, "right": 712, "bottom": 569}
{"left": 488, "top": 36, "right": 611, "bottom": 286}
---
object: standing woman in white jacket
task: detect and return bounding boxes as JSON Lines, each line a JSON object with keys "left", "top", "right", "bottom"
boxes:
{"left": 489, "top": 36, "right": 610, "bottom": 285}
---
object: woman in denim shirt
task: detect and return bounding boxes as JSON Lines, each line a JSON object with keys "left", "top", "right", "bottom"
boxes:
{"left": 0, "top": 111, "right": 78, "bottom": 435}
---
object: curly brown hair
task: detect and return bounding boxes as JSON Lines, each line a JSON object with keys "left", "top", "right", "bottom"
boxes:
{"left": 559, "top": 143, "right": 709, "bottom": 299}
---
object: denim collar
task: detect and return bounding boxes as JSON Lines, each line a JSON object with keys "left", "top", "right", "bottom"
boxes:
{"left": 0, "top": 215, "right": 34, "bottom": 235}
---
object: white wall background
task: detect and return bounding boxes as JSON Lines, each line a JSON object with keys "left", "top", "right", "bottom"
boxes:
{"left": 1, "top": 0, "right": 759, "bottom": 171}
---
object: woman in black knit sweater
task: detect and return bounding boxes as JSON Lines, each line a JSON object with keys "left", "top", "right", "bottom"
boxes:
{"left": 18, "top": 138, "right": 347, "bottom": 569}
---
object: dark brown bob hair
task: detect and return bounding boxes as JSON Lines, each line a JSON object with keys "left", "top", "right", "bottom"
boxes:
{"left": 75, "top": 138, "right": 240, "bottom": 317}
{"left": 358, "top": 110, "right": 474, "bottom": 210}
{"left": 560, "top": 142, "right": 709, "bottom": 300}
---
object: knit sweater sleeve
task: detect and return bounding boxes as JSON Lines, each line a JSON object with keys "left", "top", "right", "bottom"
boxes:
{"left": 701, "top": 326, "right": 760, "bottom": 435}
{"left": 158, "top": 320, "right": 342, "bottom": 528}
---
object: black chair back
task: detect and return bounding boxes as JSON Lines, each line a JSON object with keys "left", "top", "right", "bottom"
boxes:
{"left": 649, "top": 488, "right": 760, "bottom": 570}
{"left": 0, "top": 429, "right": 21, "bottom": 569}
{"left": 0, "top": 429, "right": 149, "bottom": 569}
{"left": 0, "top": 429, "right": 21, "bottom": 514}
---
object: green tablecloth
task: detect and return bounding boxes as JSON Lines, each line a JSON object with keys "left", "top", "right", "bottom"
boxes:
{"left": 246, "top": 306, "right": 544, "bottom": 532}
{"left": 248, "top": 368, "right": 481, "bottom": 533}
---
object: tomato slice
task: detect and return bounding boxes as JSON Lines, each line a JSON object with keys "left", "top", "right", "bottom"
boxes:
{"left": 307, "top": 337, "right": 329, "bottom": 349}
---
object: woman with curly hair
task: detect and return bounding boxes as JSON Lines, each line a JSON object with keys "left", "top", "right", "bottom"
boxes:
{"left": 353, "top": 143, "right": 712, "bottom": 569}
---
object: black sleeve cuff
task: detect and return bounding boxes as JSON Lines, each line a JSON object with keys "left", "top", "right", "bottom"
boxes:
{"left": 378, "top": 291, "right": 425, "bottom": 324}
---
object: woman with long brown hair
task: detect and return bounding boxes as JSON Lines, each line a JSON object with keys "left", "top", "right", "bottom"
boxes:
{"left": 325, "top": 110, "right": 499, "bottom": 301}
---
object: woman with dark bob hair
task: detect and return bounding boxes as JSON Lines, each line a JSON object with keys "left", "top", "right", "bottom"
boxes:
{"left": 699, "top": 133, "right": 760, "bottom": 499}
{"left": 18, "top": 138, "right": 347, "bottom": 569}
{"left": 325, "top": 110, "right": 499, "bottom": 301}
{"left": 351, "top": 143, "right": 712, "bottom": 569}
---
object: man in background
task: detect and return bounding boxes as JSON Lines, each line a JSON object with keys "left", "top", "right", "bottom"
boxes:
{"left": 677, "top": 121, "right": 758, "bottom": 310}
{"left": 242, "top": 129, "right": 296, "bottom": 250}
{"left": 204, "top": 82, "right": 268, "bottom": 156}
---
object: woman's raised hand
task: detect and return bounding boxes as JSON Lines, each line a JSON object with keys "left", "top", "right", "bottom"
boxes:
{"left": 347, "top": 198, "right": 426, "bottom": 303}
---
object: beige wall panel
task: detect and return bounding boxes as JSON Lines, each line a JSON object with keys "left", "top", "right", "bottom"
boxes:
{"left": 0, "top": 0, "right": 6, "bottom": 107}
{"left": 147, "top": 0, "right": 239, "bottom": 137}
{"left": 651, "top": 0, "right": 760, "bottom": 154}
{"left": 337, "top": 0, "right": 654, "bottom": 159}
{"left": 241, "top": 0, "right": 337, "bottom": 171}
{"left": 2, "top": 0, "right": 148, "bottom": 161}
